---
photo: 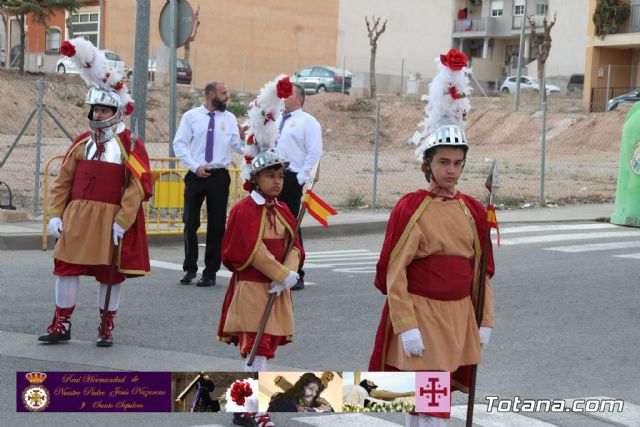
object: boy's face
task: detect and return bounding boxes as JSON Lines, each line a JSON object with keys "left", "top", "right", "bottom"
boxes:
{"left": 428, "top": 146, "right": 465, "bottom": 190}
{"left": 255, "top": 167, "right": 284, "bottom": 198}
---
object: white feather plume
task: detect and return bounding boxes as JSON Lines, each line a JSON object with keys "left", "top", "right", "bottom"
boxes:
{"left": 241, "top": 73, "right": 289, "bottom": 181}
{"left": 62, "top": 37, "right": 133, "bottom": 111}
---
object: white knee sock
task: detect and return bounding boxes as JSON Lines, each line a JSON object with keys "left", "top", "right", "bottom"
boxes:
{"left": 243, "top": 355, "right": 267, "bottom": 372}
{"left": 418, "top": 414, "right": 448, "bottom": 427}
{"left": 405, "top": 413, "right": 419, "bottom": 427}
{"left": 98, "top": 283, "right": 122, "bottom": 311}
{"left": 55, "top": 276, "right": 80, "bottom": 308}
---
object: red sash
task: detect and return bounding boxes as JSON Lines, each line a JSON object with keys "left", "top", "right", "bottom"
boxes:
{"left": 71, "top": 160, "right": 124, "bottom": 204}
{"left": 237, "top": 238, "right": 286, "bottom": 283}
{"left": 407, "top": 254, "right": 473, "bottom": 301}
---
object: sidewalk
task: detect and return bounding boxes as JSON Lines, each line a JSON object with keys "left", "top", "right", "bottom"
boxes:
{"left": 0, "top": 203, "right": 615, "bottom": 251}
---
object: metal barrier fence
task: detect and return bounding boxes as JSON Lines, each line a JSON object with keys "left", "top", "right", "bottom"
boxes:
{"left": 41, "top": 155, "right": 242, "bottom": 250}
{"left": 0, "top": 74, "right": 621, "bottom": 219}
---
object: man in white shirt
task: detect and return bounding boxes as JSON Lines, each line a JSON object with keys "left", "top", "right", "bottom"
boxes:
{"left": 276, "top": 83, "right": 323, "bottom": 290}
{"left": 173, "top": 81, "right": 244, "bottom": 287}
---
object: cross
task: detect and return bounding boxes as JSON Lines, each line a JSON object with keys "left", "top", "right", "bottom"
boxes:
{"left": 419, "top": 377, "right": 448, "bottom": 407}
{"left": 28, "top": 390, "right": 44, "bottom": 407}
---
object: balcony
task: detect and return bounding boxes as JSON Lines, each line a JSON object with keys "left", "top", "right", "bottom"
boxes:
{"left": 512, "top": 15, "right": 545, "bottom": 31}
{"left": 452, "top": 17, "right": 495, "bottom": 37}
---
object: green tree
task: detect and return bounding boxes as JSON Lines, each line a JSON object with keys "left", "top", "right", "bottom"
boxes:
{"left": 0, "top": 0, "right": 80, "bottom": 72}
{"left": 593, "top": 0, "right": 631, "bottom": 39}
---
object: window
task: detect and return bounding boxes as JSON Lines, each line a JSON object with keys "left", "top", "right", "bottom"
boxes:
{"left": 514, "top": 1, "right": 525, "bottom": 16}
{"left": 71, "top": 11, "right": 99, "bottom": 48}
{"left": 536, "top": 1, "right": 548, "bottom": 15}
{"left": 45, "top": 28, "right": 61, "bottom": 54}
{"left": 297, "top": 68, "right": 312, "bottom": 77}
{"left": 491, "top": 0, "right": 504, "bottom": 17}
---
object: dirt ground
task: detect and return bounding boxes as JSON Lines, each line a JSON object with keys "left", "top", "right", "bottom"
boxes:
{"left": 0, "top": 68, "right": 627, "bottom": 212}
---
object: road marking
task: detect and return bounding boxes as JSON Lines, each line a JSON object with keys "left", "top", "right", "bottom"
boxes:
{"left": 149, "top": 260, "right": 316, "bottom": 285}
{"left": 293, "top": 414, "right": 402, "bottom": 426}
{"left": 545, "top": 241, "right": 640, "bottom": 253}
{"left": 306, "top": 249, "right": 371, "bottom": 256}
{"left": 615, "top": 253, "right": 640, "bottom": 259}
{"left": 496, "top": 231, "right": 640, "bottom": 246}
{"left": 564, "top": 397, "right": 640, "bottom": 426}
{"left": 451, "top": 404, "right": 557, "bottom": 426}
{"left": 501, "top": 223, "right": 617, "bottom": 234}
{"left": 306, "top": 261, "right": 378, "bottom": 268}
{"left": 305, "top": 254, "right": 380, "bottom": 261}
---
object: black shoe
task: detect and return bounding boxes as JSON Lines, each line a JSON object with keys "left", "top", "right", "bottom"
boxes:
{"left": 196, "top": 275, "right": 216, "bottom": 287}
{"left": 96, "top": 336, "right": 113, "bottom": 347}
{"left": 291, "top": 278, "right": 304, "bottom": 290}
{"left": 38, "top": 326, "right": 71, "bottom": 344}
{"left": 180, "top": 271, "right": 197, "bottom": 285}
{"left": 233, "top": 413, "right": 257, "bottom": 427}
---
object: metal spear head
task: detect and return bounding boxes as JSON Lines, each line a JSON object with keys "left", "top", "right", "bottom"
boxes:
{"left": 485, "top": 160, "right": 500, "bottom": 194}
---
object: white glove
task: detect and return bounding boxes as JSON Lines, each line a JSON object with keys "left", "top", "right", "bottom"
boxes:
{"left": 47, "top": 217, "right": 63, "bottom": 238}
{"left": 268, "top": 271, "right": 299, "bottom": 296}
{"left": 479, "top": 327, "right": 492, "bottom": 350}
{"left": 296, "top": 172, "right": 308, "bottom": 186}
{"left": 400, "top": 328, "right": 425, "bottom": 357}
{"left": 112, "top": 222, "right": 125, "bottom": 246}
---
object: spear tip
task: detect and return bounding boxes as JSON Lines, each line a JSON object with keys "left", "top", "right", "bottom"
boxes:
{"left": 485, "top": 160, "right": 500, "bottom": 193}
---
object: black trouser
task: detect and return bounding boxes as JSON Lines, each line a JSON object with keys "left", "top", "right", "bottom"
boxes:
{"left": 279, "top": 170, "right": 305, "bottom": 279}
{"left": 182, "top": 169, "right": 230, "bottom": 278}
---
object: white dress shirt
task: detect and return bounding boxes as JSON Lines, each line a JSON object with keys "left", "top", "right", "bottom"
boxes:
{"left": 172, "top": 105, "right": 244, "bottom": 173}
{"left": 276, "top": 108, "right": 323, "bottom": 184}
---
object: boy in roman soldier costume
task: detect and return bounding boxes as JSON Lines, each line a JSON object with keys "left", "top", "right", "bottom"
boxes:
{"left": 39, "top": 38, "right": 152, "bottom": 348}
{"left": 369, "top": 49, "right": 495, "bottom": 427}
{"left": 217, "top": 75, "right": 301, "bottom": 427}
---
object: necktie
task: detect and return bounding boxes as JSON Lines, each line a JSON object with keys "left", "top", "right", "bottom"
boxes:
{"left": 205, "top": 111, "right": 215, "bottom": 163}
{"left": 276, "top": 113, "right": 291, "bottom": 146}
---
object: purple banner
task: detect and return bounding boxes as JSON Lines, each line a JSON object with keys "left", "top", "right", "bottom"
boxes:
{"left": 17, "top": 371, "right": 172, "bottom": 412}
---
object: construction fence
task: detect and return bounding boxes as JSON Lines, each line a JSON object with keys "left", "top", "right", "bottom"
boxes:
{"left": 0, "top": 73, "right": 622, "bottom": 223}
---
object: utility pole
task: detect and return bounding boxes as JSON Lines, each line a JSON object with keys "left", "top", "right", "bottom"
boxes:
{"left": 131, "top": 0, "right": 150, "bottom": 142}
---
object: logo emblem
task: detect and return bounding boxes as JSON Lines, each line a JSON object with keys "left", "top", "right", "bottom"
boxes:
{"left": 416, "top": 372, "right": 450, "bottom": 413}
{"left": 631, "top": 142, "right": 640, "bottom": 176}
{"left": 21, "top": 372, "right": 50, "bottom": 412}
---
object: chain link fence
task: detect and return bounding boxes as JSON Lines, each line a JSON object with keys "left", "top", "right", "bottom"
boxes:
{"left": 0, "top": 70, "right": 623, "bottom": 216}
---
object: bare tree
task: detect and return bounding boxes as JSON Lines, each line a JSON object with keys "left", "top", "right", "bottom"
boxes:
{"left": 183, "top": 3, "right": 200, "bottom": 65}
{"left": 365, "top": 15, "right": 387, "bottom": 99}
{"left": 529, "top": 13, "right": 556, "bottom": 105}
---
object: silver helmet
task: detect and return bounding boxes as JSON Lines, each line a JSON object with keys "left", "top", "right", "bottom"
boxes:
{"left": 422, "top": 124, "right": 468, "bottom": 154}
{"left": 86, "top": 87, "right": 124, "bottom": 130}
{"left": 249, "top": 149, "right": 289, "bottom": 176}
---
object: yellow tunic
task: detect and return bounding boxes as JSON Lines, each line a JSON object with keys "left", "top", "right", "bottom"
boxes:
{"left": 223, "top": 209, "right": 301, "bottom": 339}
{"left": 385, "top": 199, "right": 494, "bottom": 371}
{"left": 49, "top": 139, "right": 143, "bottom": 266}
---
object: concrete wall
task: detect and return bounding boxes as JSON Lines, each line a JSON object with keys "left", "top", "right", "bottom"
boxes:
{"left": 104, "top": 0, "right": 339, "bottom": 91}
{"left": 543, "top": 0, "right": 589, "bottom": 78}
{"left": 336, "top": 0, "right": 455, "bottom": 94}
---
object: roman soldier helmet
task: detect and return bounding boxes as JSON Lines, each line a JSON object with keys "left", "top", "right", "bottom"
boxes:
{"left": 412, "top": 49, "right": 471, "bottom": 179}
{"left": 59, "top": 37, "right": 134, "bottom": 131}
{"left": 241, "top": 74, "right": 294, "bottom": 190}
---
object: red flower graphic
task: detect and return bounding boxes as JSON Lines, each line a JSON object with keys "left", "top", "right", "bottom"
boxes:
{"left": 60, "top": 41, "right": 76, "bottom": 57}
{"left": 247, "top": 134, "right": 255, "bottom": 145}
{"left": 440, "top": 49, "right": 467, "bottom": 71}
{"left": 230, "top": 381, "right": 253, "bottom": 406}
{"left": 115, "top": 81, "right": 124, "bottom": 91}
{"left": 125, "top": 102, "right": 134, "bottom": 116}
{"left": 277, "top": 76, "right": 293, "bottom": 99}
{"left": 448, "top": 86, "right": 462, "bottom": 100}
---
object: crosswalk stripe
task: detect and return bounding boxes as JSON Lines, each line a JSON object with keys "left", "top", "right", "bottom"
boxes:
{"left": 501, "top": 223, "right": 617, "bottom": 234}
{"left": 496, "top": 231, "right": 640, "bottom": 245}
{"left": 451, "top": 404, "right": 556, "bottom": 426}
{"left": 305, "top": 255, "right": 380, "bottom": 262}
{"left": 292, "top": 414, "right": 401, "bottom": 426}
{"left": 305, "top": 261, "right": 378, "bottom": 268}
{"left": 564, "top": 396, "right": 640, "bottom": 426}
{"left": 545, "top": 241, "right": 640, "bottom": 253}
{"left": 306, "top": 249, "right": 371, "bottom": 255}
{"left": 615, "top": 253, "right": 640, "bottom": 259}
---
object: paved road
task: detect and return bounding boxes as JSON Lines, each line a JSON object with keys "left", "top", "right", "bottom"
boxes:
{"left": 2, "top": 221, "right": 639, "bottom": 426}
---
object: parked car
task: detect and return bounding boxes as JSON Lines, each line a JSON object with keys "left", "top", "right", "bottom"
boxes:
{"left": 56, "top": 50, "right": 126, "bottom": 76}
{"left": 606, "top": 88, "right": 640, "bottom": 111}
{"left": 127, "top": 57, "right": 192, "bottom": 84}
{"left": 290, "top": 66, "right": 352, "bottom": 94}
{"left": 500, "top": 76, "right": 560, "bottom": 95}
{"left": 567, "top": 73, "right": 584, "bottom": 93}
